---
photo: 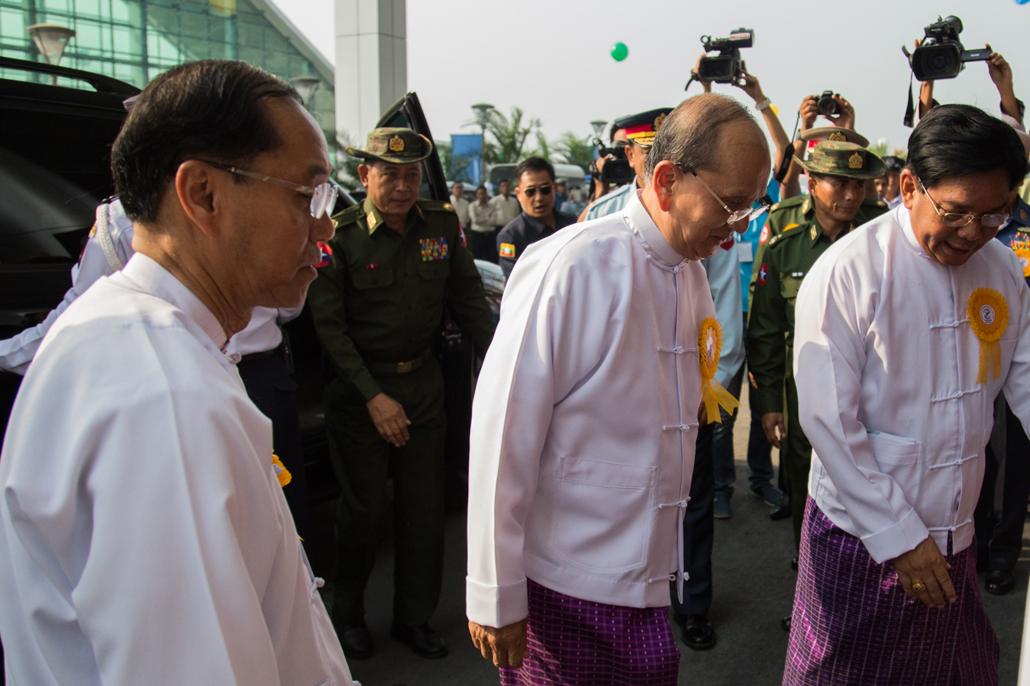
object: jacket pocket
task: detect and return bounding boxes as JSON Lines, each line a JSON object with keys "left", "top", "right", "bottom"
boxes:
{"left": 351, "top": 267, "right": 395, "bottom": 290}
{"left": 867, "top": 431, "right": 921, "bottom": 489}
{"left": 548, "top": 457, "right": 655, "bottom": 572}
{"left": 416, "top": 260, "right": 450, "bottom": 280}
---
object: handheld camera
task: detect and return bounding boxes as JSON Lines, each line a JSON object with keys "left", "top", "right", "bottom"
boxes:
{"left": 910, "top": 15, "right": 991, "bottom": 81}
{"left": 697, "top": 28, "right": 754, "bottom": 84}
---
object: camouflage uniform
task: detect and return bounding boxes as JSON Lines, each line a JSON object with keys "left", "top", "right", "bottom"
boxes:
{"left": 747, "top": 141, "right": 886, "bottom": 546}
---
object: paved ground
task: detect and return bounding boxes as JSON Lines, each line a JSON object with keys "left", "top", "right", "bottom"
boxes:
{"left": 311, "top": 386, "right": 1030, "bottom": 686}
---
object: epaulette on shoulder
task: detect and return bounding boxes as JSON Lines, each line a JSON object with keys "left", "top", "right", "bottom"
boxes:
{"left": 331, "top": 202, "right": 363, "bottom": 229}
{"left": 769, "top": 195, "right": 804, "bottom": 214}
{"left": 419, "top": 199, "right": 457, "bottom": 214}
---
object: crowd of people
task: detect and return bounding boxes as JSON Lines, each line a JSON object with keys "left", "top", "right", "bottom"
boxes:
{"left": 0, "top": 38, "right": 1028, "bottom": 686}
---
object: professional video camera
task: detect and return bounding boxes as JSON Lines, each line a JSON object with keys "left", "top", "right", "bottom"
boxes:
{"left": 592, "top": 138, "right": 634, "bottom": 185}
{"left": 697, "top": 28, "right": 754, "bottom": 84}
{"left": 910, "top": 15, "right": 991, "bottom": 81}
{"left": 815, "top": 90, "right": 840, "bottom": 117}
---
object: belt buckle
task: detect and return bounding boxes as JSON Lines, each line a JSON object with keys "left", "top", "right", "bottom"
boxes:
{"left": 395, "top": 359, "right": 414, "bottom": 374}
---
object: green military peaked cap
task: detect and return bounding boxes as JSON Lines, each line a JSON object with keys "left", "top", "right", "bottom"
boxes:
{"left": 346, "top": 127, "right": 434, "bottom": 164}
{"left": 794, "top": 140, "right": 886, "bottom": 180}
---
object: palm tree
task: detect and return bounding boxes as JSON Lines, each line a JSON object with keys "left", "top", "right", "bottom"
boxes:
{"left": 476, "top": 106, "right": 541, "bottom": 164}
{"left": 553, "top": 132, "right": 595, "bottom": 171}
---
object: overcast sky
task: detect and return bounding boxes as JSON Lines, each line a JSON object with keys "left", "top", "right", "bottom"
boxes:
{"left": 275, "top": 0, "right": 1030, "bottom": 153}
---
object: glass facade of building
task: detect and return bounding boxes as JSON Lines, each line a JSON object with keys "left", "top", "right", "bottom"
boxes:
{"left": 0, "top": 0, "right": 335, "bottom": 142}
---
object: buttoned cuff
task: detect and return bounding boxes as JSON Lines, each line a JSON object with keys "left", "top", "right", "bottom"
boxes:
{"left": 351, "top": 368, "right": 382, "bottom": 402}
{"left": 466, "top": 577, "right": 528, "bottom": 629}
{"left": 859, "top": 507, "right": 930, "bottom": 565}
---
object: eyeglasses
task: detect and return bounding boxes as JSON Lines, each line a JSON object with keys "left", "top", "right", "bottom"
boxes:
{"left": 678, "top": 165, "right": 769, "bottom": 224}
{"left": 919, "top": 180, "right": 1010, "bottom": 230}
{"left": 521, "top": 184, "right": 553, "bottom": 198}
{"left": 199, "top": 160, "right": 339, "bottom": 219}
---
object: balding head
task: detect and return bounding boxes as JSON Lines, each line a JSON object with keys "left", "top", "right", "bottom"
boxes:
{"left": 645, "top": 94, "right": 766, "bottom": 178}
{"left": 640, "top": 94, "right": 770, "bottom": 261}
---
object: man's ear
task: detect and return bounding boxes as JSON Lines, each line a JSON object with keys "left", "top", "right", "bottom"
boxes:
{"left": 357, "top": 163, "right": 371, "bottom": 187}
{"left": 899, "top": 168, "right": 919, "bottom": 209}
{"left": 652, "top": 160, "right": 678, "bottom": 212}
{"left": 174, "top": 160, "right": 219, "bottom": 236}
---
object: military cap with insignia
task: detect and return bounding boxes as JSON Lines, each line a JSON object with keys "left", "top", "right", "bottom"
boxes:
{"left": 798, "top": 126, "right": 869, "bottom": 147}
{"left": 794, "top": 140, "right": 885, "bottom": 180}
{"left": 611, "top": 107, "right": 673, "bottom": 148}
{"left": 346, "top": 126, "right": 433, "bottom": 164}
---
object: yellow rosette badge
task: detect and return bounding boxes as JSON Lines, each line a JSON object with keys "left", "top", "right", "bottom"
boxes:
{"left": 698, "top": 317, "right": 739, "bottom": 423}
{"left": 272, "top": 453, "right": 292, "bottom": 488}
{"left": 967, "top": 288, "right": 1008, "bottom": 384}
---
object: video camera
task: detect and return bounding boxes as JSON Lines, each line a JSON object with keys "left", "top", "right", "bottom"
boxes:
{"left": 910, "top": 15, "right": 991, "bottom": 81}
{"left": 697, "top": 28, "right": 754, "bottom": 84}
{"left": 592, "top": 138, "right": 634, "bottom": 185}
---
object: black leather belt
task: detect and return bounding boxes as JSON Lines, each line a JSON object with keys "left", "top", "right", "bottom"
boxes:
{"left": 365, "top": 350, "right": 431, "bottom": 375}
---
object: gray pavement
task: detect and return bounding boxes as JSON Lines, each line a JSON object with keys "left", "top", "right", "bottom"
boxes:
{"left": 313, "top": 386, "right": 1029, "bottom": 685}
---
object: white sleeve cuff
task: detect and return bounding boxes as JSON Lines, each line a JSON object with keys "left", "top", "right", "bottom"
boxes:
{"left": 465, "top": 576, "right": 528, "bottom": 628}
{"left": 859, "top": 507, "right": 930, "bottom": 564}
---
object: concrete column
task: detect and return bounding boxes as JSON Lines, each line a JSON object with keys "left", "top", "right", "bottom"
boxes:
{"left": 334, "top": 0, "right": 406, "bottom": 146}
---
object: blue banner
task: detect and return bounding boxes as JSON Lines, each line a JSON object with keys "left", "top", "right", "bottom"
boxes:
{"left": 451, "top": 133, "right": 484, "bottom": 185}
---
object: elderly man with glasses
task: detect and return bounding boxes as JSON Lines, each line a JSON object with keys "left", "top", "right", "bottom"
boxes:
{"left": 496, "top": 156, "right": 577, "bottom": 278}
{"left": 307, "top": 127, "right": 495, "bottom": 661}
{"left": 466, "top": 94, "right": 770, "bottom": 685}
{"left": 0, "top": 60, "right": 355, "bottom": 684}
{"left": 782, "top": 104, "right": 1030, "bottom": 685}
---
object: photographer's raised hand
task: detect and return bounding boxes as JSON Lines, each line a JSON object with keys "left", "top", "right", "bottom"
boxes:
{"left": 986, "top": 47, "right": 1021, "bottom": 123}
{"left": 692, "top": 52, "right": 713, "bottom": 94}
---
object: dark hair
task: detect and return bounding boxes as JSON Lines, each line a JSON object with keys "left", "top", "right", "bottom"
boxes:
{"left": 111, "top": 60, "right": 300, "bottom": 222}
{"left": 476, "top": 185, "right": 487, "bottom": 192}
{"left": 907, "top": 104, "right": 1028, "bottom": 190}
{"left": 515, "top": 156, "right": 555, "bottom": 184}
{"left": 646, "top": 94, "right": 761, "bottom": 177}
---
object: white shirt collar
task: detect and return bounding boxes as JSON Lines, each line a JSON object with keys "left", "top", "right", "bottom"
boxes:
{"left": 896, "top": 204, "right": 935, "bottom": 261}
{"left": 622, "top": 190, "right": 687, "bottom": 269}
{"left": 120, "top": 253, "right": 228, "bottom": 350}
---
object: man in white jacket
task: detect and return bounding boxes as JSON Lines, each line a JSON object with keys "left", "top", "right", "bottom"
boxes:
{"left": 0, "top": 60, "right": 354, "bottom": 685}
{"left": 465, "top": 94, "right": 770, "bottom": 685}
{"left": 784, "top": 104, "right": 1030, "bottom": 685}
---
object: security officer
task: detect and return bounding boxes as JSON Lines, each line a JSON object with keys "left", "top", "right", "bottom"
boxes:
{"left": 307, "top": 127, "right": 494, "bottom": 660}
{"left": 747, "top": 141, "right": 885, "bottom": 557}
{"left": 496, "top": 156, "right": 576, "bottom": 277}
{"left": 974, "top": 198, "right": 1030, "bottom": 596}
{"left": 750, "top": 128, "right": 886, "bottom": 290}
{"left": 584, "top": 107, "right": 672, "bottom": 219}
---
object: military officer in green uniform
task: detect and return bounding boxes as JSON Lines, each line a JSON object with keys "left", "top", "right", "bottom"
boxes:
{"left": 749, "top": 128, "right": 887, "bottom": 295}
{"left": 307, "top": 127, "right": 495, "bottom": 661}
{"left": 747, "top": 140, "right": 886, "bottom": 551}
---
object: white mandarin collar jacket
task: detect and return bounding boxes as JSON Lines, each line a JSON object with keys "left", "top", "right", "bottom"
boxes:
{"left": 466, "top": 193, "right": 715, "bottom": 627}
{"left": 794, "top": 206, "right": 1030, "bottom": 564}
{"left": 0, "top": 254, "right": 354, "bottom": 685}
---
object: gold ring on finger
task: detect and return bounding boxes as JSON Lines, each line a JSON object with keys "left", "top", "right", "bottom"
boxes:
{"left": 911, "top": 581, "right": 926, "bottom": 592}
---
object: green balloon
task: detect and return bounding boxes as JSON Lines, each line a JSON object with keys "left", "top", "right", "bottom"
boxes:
{"left": 610, "top": 42, "right": 629, "bottom": 62}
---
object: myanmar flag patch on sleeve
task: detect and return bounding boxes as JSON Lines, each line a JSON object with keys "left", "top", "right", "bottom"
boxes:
{"left": 499, "top": 242, "right": 516, "bottom": 259}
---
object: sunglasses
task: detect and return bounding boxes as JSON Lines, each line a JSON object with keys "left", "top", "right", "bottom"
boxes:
{"left": 521, "top": 184, "right": 553, "bottom": 198}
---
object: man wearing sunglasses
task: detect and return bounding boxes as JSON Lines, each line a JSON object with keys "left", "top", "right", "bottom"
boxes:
{"left": 0, "top": 60, "right": 354, "bottom": 684}
{"left": 783, "top": 104, "right": 1030, "bottom": 684}
{"left": 308, "top": 127, "right": 495, "bottom": 661}
{"left": 466, "top": 94, "right": 769, "bottom": 684}
{"left": 748, "top": 140, "right": 886, "bottom": 588}
{"left": 496, "top": 156, "right": 577, "bottom": 278}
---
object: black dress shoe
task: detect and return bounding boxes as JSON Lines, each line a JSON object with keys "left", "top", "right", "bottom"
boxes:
{"left": 391, "top": 622, "right": 449, "bottom": 659}
{"left": 986, "top": 569, "right": 1016, "bottom": 596}
{"left": 769, "top": 502, "right": 791, "bottom": 521}
{"left": 681, "top": 615, "right": 716, "bottom": 651}
{"left": 337, "top": 623, "right": 374, "bottom": 660}
{"left": 781, "top": 616, "right": 791, "bottom": 632}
